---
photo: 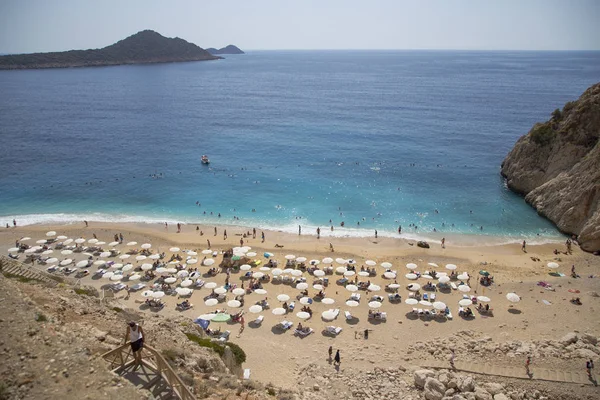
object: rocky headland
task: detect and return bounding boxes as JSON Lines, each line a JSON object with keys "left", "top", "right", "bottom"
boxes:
{"left": 501, "top": 83, "right": 600, "bottom": 252}
{"left": 0, "top": 30, "right": 220, "bottom": 70}
{"left": 206, "top": 45, "right": 244, "bottom": 55}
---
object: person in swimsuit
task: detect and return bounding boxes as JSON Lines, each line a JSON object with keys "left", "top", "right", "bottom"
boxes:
{"left": 124, "top": 321, "right": 145, "bottom": 369}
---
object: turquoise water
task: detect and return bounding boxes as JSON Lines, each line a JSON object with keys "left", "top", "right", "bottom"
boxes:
{"left": 1, "top": 51, "right": 599, "bottom": 243}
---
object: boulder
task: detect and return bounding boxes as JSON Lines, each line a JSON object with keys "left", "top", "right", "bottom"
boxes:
{"left": 414, "top": 369, "right": 435, "bottom": 388}
{"left": 560, "top": 332, "right": 579, "bottom": 346}
{"left": 417, "top": 241, "right": 430, "bottom": 249}
{"left": 424, "top": 377, "right": 446, "bottom": 400}
{"left": 474, "top": 387, "right": 493, "bottom": 400}
{"left": 580, "top": 333, "right": 598, "bottom": 346}
{"left": 457, "top": 376, "right": 475, "bottom": 393}
{"left": 483, "top": 383, "right": 504, "bottom": 396}
{"left": 493, "top": 395, "right": 509, "bottom": 400}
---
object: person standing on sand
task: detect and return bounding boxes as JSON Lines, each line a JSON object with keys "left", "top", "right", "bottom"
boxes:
{"left": 334, "top": 350, "right": 340, "bottom": 366}
{"left": 253, "top": 228, "right": 256, "bottom": 239}
{"left": 119, "top": 233, "right": 124, "bottom": 243}
{"left": 214, "top": 227, "right": 217, "bottom": 236}
{"left": 84, "top": 220, "right": 88, "bottom": 227}
{"left": 398, "top": 225, "right": 401, "bottom": 234}
{"left": 317, "top": 227, "right": 321, "bottom": 239}
{"left": 441, "top": 238, "right": 445, "bottom": 248}
{"left": 375, "top": 230, "right": 377, "bottom": 239}
{"left": 224, "top": 230, "right": 227, "bottom": 240}
{"left": 177, "top": 223, "right": 181, "bottom": 233}
{"left": 330, "top": 243, "right": 334, "bottom": 252}
{"left": 207, "top": 239, "right": 211, "bottom": 249}
{"left": 522, "top": 240, "right": 527, "bottom": 253}
{"left": 124, "top": 321, "right": 145, "bottom": 370}
{"left": 525, "top": 355, "right": 531, "bottom": 375}
{"left": 165, "top": 222, "right": 168, "bottom": 230}
{"left": 13, "top": 219, "right": 16, "bottom": 227}
{"left": 298, "top": 225, "right": 301, "bottom": 235}
{"left": 261, "top": 231, "right": 265, "bottom": 242}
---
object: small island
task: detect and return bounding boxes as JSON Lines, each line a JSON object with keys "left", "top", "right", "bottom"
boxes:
{"left": 0, "top": 30, "right": 221, "bottom": 70}
{"left": 206, "top": 45, "right": 244, "bottom": 55}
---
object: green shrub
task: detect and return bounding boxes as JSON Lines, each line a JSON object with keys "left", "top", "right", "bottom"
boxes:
{"left": 112, "top": 307, "right": 123, "bottom": 313}
{"left": 551, "top": 108, "right": 562, "bottom": 121}
{"left": 74, "top": 287, "right": 98, "bottom": 297}
{"left": 227, "top": 342, "right": 247, "bottom": 365}
{"left": 185, "top": 333, "right": 246, "bottom": 365}
{"left": 0, "top": 382, "right": 9, "bottom": 400}
{"left": 35, "top": 312, "right": 48, "bottom": 322}
{"left": 530, "top": 122, "right": 555, "bottom": 146}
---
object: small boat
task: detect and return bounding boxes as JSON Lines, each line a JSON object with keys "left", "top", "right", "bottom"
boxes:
{"left": 201, "top": 155, "right": 210, "bottom": 165}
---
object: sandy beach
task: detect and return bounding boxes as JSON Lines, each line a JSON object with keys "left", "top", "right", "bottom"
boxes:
{"left": 2, "top": 221, "right": 599, "bottom": 389}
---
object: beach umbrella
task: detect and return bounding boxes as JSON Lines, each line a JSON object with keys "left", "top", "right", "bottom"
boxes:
{"left": 322, "top": 298, "right": 335, "bottom": 305}
{"left": 205, "top": 298, "right": 218, "bottom": 306}
{"left": 282, "top": 268, "right": 293, "bottom": 274}
{"left": 119, "top": 254, "right": 130, "bottom": 259}
{"left": 254, "top": 288, "right": 267, "bottom": 295}
{"left": 388, "top": 283, "right": 401, "bottom": 289}
{"left": 164, "top": 277, "right": 177, "bottom": 284}
{"left": 57, "top": 235, "right": 67, "bottom": 240}
{"left": 365, "top": 260, "right": 376, "bottom": 266}
{"left": 110, "top": 274, "right": 122, "bottom": 281}
{"left": 45, "top": 231, "right": 56, "bottom": 237}
{"left": 99, "top": 251, "right": 111, "bottom": 258}
{"left": 405, "top": 273, "right": 418, "bottom": 280}
{"left": 322, "top": 257, "right": 333, "bottom": 264}
{"left": 187, "top": 251, "right": 198, "bottom": 256}
{"left": 60, "top": 259, "right": 73, "bottom": 266}
{"left": 384, "top": 271, "right": 396, "bottom": 279}
{"left": 61, "top": 239, "right": 72, "bottom": 245}
{"left": 61, "top": 250, "right": 73, "bottom": 255}
{"left": 358, "top": 271, "right": 370, "bottom": 277}
{"left": 141, "top": 290, "right": 154, "bottom": 298}
{"left": 109, "top": 241, "right": 119, "bottom": 247}
{"left": 285, "top": 254, "right": 296, "bottom": 260}
{"left": 240, "top": 264, "right": 252, "bottom": 271}
{"left": 126, "top": 241, "right": 137, "bottom": 246}
{"left": 321, "top": 310, "right": 337, "bottom": 320}
{"left": 433, "top": 301, "right": 447, "bottom": 310}
{"left": 422, "top": 275, "right": 433, "bottom": 280}
{"left": 344, "top": 270, "right": 356, "bottom": 277}
{"left": 175, "top": 287, "right": 192, "bottom": 296}
{"left": 445, "top": 264, "right": 457, "bottom": 270}
{"left": 8, "top": 247, "right": 19, "bottom": 252}
{"left": 272, "top": 308, "right": 286, "bottom": 315}
{"left": 290, "top": 270, "right": 303, "bottom": 277}
{"left": 87, "top": 238, "right": 98, "bottom": 244}
{"left": 249, "top": 305, "right": 262, "bottom": 313}
{"left": 204, "top": 282, "right": 217, "bottom": 289}
{"left": 169, "top": 247, "right": 180, "bottom": 252}
{"left": 457, "top": 273, "right": 469, "bottom": 280}
{"left": 310, "top": 259, "right": 320, "bottom": 265}
{"left": 313, "top": 270, "right": 325, "bottom": 277}
{"left": 381, "top": 262, "right": 392, "bottom": 269}
{"left": 270, "top": 268, "right": 282, "bottom": 276}
{"left": 74, "top": 238, "right": 86, "bottom": 244}
{"left": 110, "top": 263, "right": 123, "bottom": 270}
{"left": 140, "top": 263, "right": 153, "bottom": 271}
{"left": 42, "top": 250, "right": 53, "bottom": 255}
{"left": 94, "top": 241, "right": 106, "bottom": 246}
{"left": 458, "top": 285, "right": 471, "bottom": 293}
{"left": 438, "top": 276, "right": 450, "bottom": 283}
{"left": 299, "top": 297, "right": 312, "bottom": 305}
{"left": 277, "top": 294, "right": 290, "bottom": 302}
{"left": 187, "top": 259, "right": 198, "bottom": 265}
{"left": 334, "top": 258, "right": 346, "bottom": 265}
{"left": 368, "top": 284, "right": 381, "bottom": 292}
{"left": 296, "top": 257, "right": 307, "bottom": 263}
{"left": 345, "top": 284, "right": 358, "bottom": 292}
{"left": 406, "top": 263, "right": 418, "bottom": 270}
{"left": 428, "top": 263, "right": 439, "bottom": 268}
{"left": 506, "top": 293, "right": 520, "bottom": 303}
{"left": 93, "top": 260, "right": 105, "bottom": 266}
{"left": 296, "top": 311, "right": 310, "bottom": 319}
{"left": 419, "top": 300, "right": 432, "bottom": 307}
{"left": 479, "top": 270, "right": 490, "bottom": 276}
{"left": 135, "top": 255, "right": 147, "bottom": 261}
{"left": 122, "top": 264, "right": 133, "bottom": 272}
{"left": 313, "top": 284, "right": 324, "bottom": 290}
{"left": 405, "top": 298, "right": 418, "bottom": 305}
{"left": 346, "top": 300, "right": 359, "bottom": 307}
{"left": 129, "top": 274, "right": 141, "bottom": 281}
{"left": 181, "top": 279, "right": 193, "bottom": 287}
{"left": 201, "top": 249, "right": 212, "bottom": 255}
{"left": 198, "top": 313, "right": 216, "bottom": 321}
{"left": 177, "top": 270, "right": 189, "bottom": 278}
{"left": 232, "top": 288, "right": 245, "bottom": 296}
{"left": 214, "top": 287, "right": 227, "bottom": 295}
{"left": 246, "top": 252, "right": 257, "bottom": 257}
{"left": 24, "top": 248, "right": 35, "bottom": 254}
{"left": 253, "top": 272, "right": 265, "bottom": 279}
{"left": 477, "top": 296, "right": 491, "bottom": 302}
{"left": 296, "top": 283, "right": 308, "bottom": 290}
{"left": 407, "top": 283, "right": 421, "bottom": 291}
{"left": 20, "top": 237, "right": 31, "bottom": 241}
{"left": 76, "top": 260, "right": 89, "bottom": 268}
{"left": 547, "top": 262, "right": 559, "bottom": 269}
{"left": 336, "top": 267, "right": 347, "bottom": 274}
{"left": 46, "top": 257, "right": 59, "bottom": 264}
{"left": 227, "top": 300, "right": 241, "bottom": 308}
{"left": 203, "top": 259, "right": 215, "bottom": 266}
{"left": 459, "top": 299, "right": 472, "bottom": 306}
{"left": 148, "top": 254, "right": 160, "bottom": 260}
{"left": 368, "top": 301, "right": 382, "bottom": 309}
{"left": 141, "top": 243, "right": 152, "bottom": 249}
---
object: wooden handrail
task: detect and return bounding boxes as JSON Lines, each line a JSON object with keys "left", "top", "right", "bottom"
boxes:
{"left": 101, "top": 343, "right": 195, "bottom": 400}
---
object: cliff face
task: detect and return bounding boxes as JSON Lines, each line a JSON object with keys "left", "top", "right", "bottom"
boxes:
{"left": 501, "top": 83, "right": 600, "bottom": 252}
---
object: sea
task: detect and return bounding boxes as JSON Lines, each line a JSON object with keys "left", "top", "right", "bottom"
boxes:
{"left": 1, "top": 50, "right": 599, "bottom": 245}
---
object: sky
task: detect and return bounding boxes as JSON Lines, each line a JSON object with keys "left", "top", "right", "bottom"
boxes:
{"left": 1, "top": 0, "right": 599, "bottom": 53}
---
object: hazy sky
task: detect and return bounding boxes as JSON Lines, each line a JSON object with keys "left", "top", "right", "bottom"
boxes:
{"left": 1, "top": 0, "right": 599, "bottom": 53}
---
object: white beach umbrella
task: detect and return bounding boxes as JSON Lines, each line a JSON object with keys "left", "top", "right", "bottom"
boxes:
{"left": 101, "top": 271, "right": 114, "bottom": 279}
{"left": 63, "top": 238, "right": 73, "bottom": 245}
{"left": 336, "top": 267, "right": 347, "bottom": 274}
{"left": 253, "top": 272, "right": 265, "bottom": 279}
{"left": 246, "top": 252, "right": 257, "bottom": 257}
{"left": 181, "top": 279, "right": 193, "bottom": 287}
{"left": 93, "top": 260, "right": 106, "bottom": 266}
{"left": 406, "top": 263, "right": 418, "bottom": 270}
{"left": 126, "top": 241, "right": 137, "bottom": 246}
{"left": 368, "top": 284, "right": 381, "bottom": 292}
{"left": 290, "top": 270, "right": 303, "bottom": 277}
{"left": 95, "top": 241, "right": 106, "bottom": 246}
{"left": 358, "top": 271, "right": 370, "bottom": 277}
{"left": 122, "top": 264, "right": 133, "bottom": 272}
{"left": 205, "top": 298, "right": 218, "bottom": 306}
{"left": 141, "top": 243, "right": 152, "bottom": 249}
{"left": 155, "top": 267, "right": 167, "bottom": 273}
{"left": 335, "top": 258, "right": 347, "bottom": 265}
{"left": 277, "top": 294, "right": 290, "bottom": 302}
{"left": 129, "top": 274, "right": 141, "bottom": 281}
{"left": 136, "top": 255, "right": 147, "bottom": 261}
{"left": 381, "top": 262, "right": 392, "bottom": 269}
{"left": 405, "top": 298, "right": 418, "bottom": 305}
{"left": 271, "top": 268, "right": 283, "bottom": 276}
{"left": 249, "top": 305, "right": 262, "bottom": 314}
{"left": 459, "top": 299, "right": 472, "bottom": 306}
{"left": 20, "top": 237, "right": 31, "bottom": 241}
{"left": 407, "top": 283, "right": 421, "bottom": 291}
{"left": 203, "top": 259, "right": 215, "bottom": 266}
{"left": 8, "top": 247, "right": 19, "bottom": 252}
{"left": 60, "top": 259, "right": 73, "bottom": 266}
{"left": 46, "top": 257, "right": 58, "bottom": 264}
{"left": 313, "top": 284, "right": 324, "bottom": 290}
{"left": 299, "top": 297, "right": 312, "bottom": 305}
{"left": 346, "top": 300, "right": 359, "bottom": 307}
{"left": 119, "top": 254, "right": 131, "bottom": 260}
{"left": 344, "top": 270, "right": 356, "bottom": 277}
{"left": 445, "top": 264, "right": 457, "bottom": 270}
{"left": 57, "top": 235, "right": 67, "bottom": 240}
{"left": 110, "top": 263, "right": 124, "bottom": 270}
{"left": 296, "top": 311, "right": 310, "bottom": 319}
{"left": 383, "top": 271, "right": 396, "bottom": 279}
{"left": 187, "top": 259, "right": 198, "bottom": 265}
{"left": 61, "top": 250, "right": 73, "bottom": 255}
{"left": 148, "top": 254, "right": 160, "bottom": 260}
{"left": 260, "top": 266, "right": 271, "bottom": 271}
{"left": 405, "top": 273, "right": 418, "bottom": 280}
{"left": 240, "top": 264, "right": 252, "bottom": 271}
{"left": 477, "top": 296, "right": 491, "bottom": 302}
{"left": 140, "top": 263, "right": 152, "bottom": 271}
{"left": 214, "top": 287, "right": 227, "bottom": 295}
{"left": 177, "top": 270, "right": 189, "bottom": 278}
{"left": 457, "top": 273, "right": 469, "bottom": 280}
{"left": 141, "top": 290, "right": 154, "bottom": 298}
{"left": 175, "top": 287, "right": 192, "bottom": 296}
{"left": 254, "top": 288, "right": 267, "bottom": 295}
{"left": 272, "top": 308, "right": 286, "bottom": 315}
{"left": 365, "top": 260, "right": 376, "bottom": 266}
{"left": 428, "top": 262, "right": 439, "bottom": 268}
{"left": 458, "top": 285, "right": 471, "bottom": 293}
{"left": 227, "top": 300, "right": 241, "bottom": 308}
{"left": 419, "top": 300, "right": 432, "bottom": 307}
{"left": 99, "top": 251, "right": 111, "bottom": 258}
{"left": 87, "top": 238, "right": 98, "bottom": 244}
{"left": 109, "top": 241, "right": 120, "bottom": 247}
{"left": 202, "top": 249, "right": 212, "bottom": 255}
{"left": 282, "top": 268, "right": 293, "bottom": 274}
{"left": 345, "top": 284, "right": 358, "bottom": 292}
{"left": 204, "top": 282, "right": 217, "bottom": 289}
{"left": 388, "top": 283, "right": 401, "bottom": 289}
{"left": 76, "top": 260, "right": 89, "bottom": 268}
{"left": 198, "top": 313, "right": 216, "bottom": 320}
{"left": 438, "top": 276, "right": 450, "bottom": 283}
{"left": 24, "top": 248, "right": 36, "bottom": 254}
{"left": 74, "top": 238, "right": 85, "bottom": 244}
{"left": 321, "top": 310, "right": 337, "bottom": 320}
{"left": 322, "top": 257, "right": 333, "bottom": 264}
{"left": 110, "top": 274, "right": 122, "bottom": 281}
{"left": 368, "top": 301, "right": 382, "bottom": 309}
{"left": 164, "top": 277, "right": 177, "bottom": 284}
{"left": 422, "top": 275, "right": 433, "bottom": 280}
{"left": 313, "top": 270, "right": 325, "bottom": 277}
{"left": 506, "top": 293, "right": 520, "bottom": 303}
{"left": 310, "top": 259, "right": 320, "bottom": 265}
{"left": 152, "top": 291, "right": 165, "bottom": 298}
{"left": 322, "top": 297, "right": 335, "bottom": 305}
{"left": 46, "top": 231, "right": 57, "bottom": 237}
{"left": 296, "top": 283, "right": 308, "bottom": 290}
{"left": 547, "top": 262, "right": 559, "bottom": 269}
{"left": 433, "top": 301, "right": 447, "bottom": 310}
{"left": 232, "top": 288, "right": 245, "bottom": 296}
{"left": 42, "top": 249, "right": 54, "bottom": 255}
{"left": 285, "top": 254, "right": 296, "bottom": 260}
{"left": 187, "top": 251, "right": 198, "bottom": 256}
{"left": 296, "top": 257, "right": 307, "bottom": 263}
{"left": 169, "top": 247, "right": 180, "bottom": 252}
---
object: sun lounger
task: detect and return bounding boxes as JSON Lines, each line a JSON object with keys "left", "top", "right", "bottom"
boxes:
{"left": 112, "top": 283, "right": 127, "bottom": 292}
{"left": 327, "top": 309, "right": 340, "bottom": 319}
{"left": 277, "top": 320, "right": 293, "bottom": 330}
{"left": 325, "top": 326, "right": 343, "bottom": 336}
{"left": 344, "top": 311, "right": 354, "bottom": 320}
{"left": 243, "top": 369, "right": 251, "bottom": 380}
{"left": 450, "top": 282, "right": 458, "bottom": 290}
{"left": 423, "top": 293, "right": 429, "bottom": 301}
{"left": 130, "top": 283, "right": 146, "bottom": 291}
{"left": 253, "top": 315, "right": 264, "bottom": 325}
{"left": 350, "top": 293, "right": 361, "bottom": 301}
{"left": 294, "top": 328, "right": 313, "bottom": 337}
{"left": 214, "top": 330, "right": 231, "bottom": 343}
{"left": 368, "top": 311, "right": 387, "bottom": 321}
{"left": 430, "top": 293, "right": 436, "bottom": 300}
{"left": 447, "top": 311, "right": 453, "bottom": 320}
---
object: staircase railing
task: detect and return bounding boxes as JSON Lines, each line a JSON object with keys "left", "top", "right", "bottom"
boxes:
{"left": 101, "top": 343, "right": 195, "bottom": 400}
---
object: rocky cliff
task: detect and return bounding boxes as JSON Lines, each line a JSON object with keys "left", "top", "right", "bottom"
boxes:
{"left": 501, "top": 83, "right": 600, "bottom": 252}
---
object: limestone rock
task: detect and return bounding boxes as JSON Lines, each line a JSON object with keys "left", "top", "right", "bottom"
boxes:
{"left": 501, "top": 82, "right": 600, "bottom": 252}
{"left": 483, "top": 383, "right": 504, "bottom": 396}
{"left": 424, "top": 377, "right": 446, "bottom": 400}
{"left": 560, "top": 332, "right": 579, "bottom": 346}
{"left": 414, "top": 369, "right": 435, "bottom": 388}
{"left": 474, "top": 387, "right": 493, "bottom": 400}
{"left": 457, "top": 376, "right": 475, "bottom": 393}
{"left": 494, "top": 394, "right": 509, "bottom": 400}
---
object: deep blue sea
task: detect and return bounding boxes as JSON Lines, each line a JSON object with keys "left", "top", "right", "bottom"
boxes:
{"left": 1, "top": 51, "right": 599, "bottom": 244}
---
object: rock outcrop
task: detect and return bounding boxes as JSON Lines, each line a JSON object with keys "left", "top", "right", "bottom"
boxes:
{"left": 206, "top": 45, "right": 245, "bottom": 55}
{"left": 501, "top": 83, "right": 600, "bottom": 252}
